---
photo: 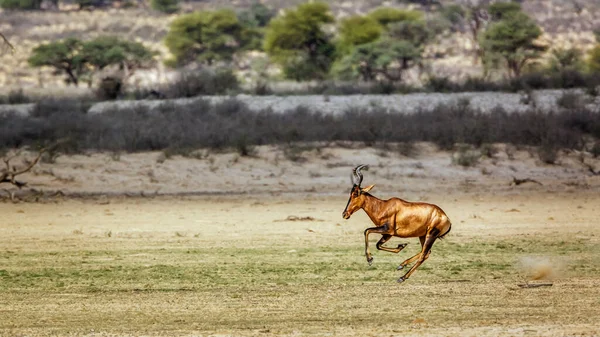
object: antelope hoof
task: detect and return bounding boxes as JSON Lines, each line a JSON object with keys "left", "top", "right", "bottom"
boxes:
{"left": 397, "top": 264, "right": 404, "bottom": 270}
{"left": 397, "top": 276, "right": 405, "bottom": 283}
{"left": 367, "top": 256, "right": 374, "bottom": 266}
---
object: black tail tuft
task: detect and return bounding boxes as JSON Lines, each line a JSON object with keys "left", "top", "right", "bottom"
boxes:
{"left": 438, "top": 224, "right": 452, "bottom": 239}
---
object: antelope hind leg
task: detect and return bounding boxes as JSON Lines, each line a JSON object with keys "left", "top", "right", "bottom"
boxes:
{"left": 398, "top": 232, "right": 438, "bottom": 283}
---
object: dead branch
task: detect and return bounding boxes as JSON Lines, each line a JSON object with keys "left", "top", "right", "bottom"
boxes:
{"left": 0, "top": 32, "right": 15, "bottom": 54}
{"left": 0, "top": 148, "right": 48, "bottom": 189}
{"left": 510, "top": 176, "right": 543, "bottom": 186}
{"left": 0, "top": 139, "right": 69, "bottom": 190}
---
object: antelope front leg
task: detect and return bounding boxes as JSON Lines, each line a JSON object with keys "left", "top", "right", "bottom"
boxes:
{"left": 377, "top": 234, "right": 408, "bottom": 253}
{"left": 364, "top": 226, "right": 390, "bottom": 266}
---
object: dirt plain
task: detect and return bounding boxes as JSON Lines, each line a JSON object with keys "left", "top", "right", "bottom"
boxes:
{"left": 1, "top": 143, "right": 600, "bottom": 336}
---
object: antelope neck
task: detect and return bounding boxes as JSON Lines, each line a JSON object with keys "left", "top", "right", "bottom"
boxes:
{"left": 361, "top": 193, "right": 386, "bottom": 223}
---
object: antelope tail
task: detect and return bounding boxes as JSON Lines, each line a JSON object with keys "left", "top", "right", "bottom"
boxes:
{"left": 438, "top": 224, "right": 452, "bottom": 240}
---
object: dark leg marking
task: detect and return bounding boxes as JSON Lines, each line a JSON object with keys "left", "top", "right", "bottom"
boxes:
{"left": 377, "top": 235, "right": 408, "bottom": 254}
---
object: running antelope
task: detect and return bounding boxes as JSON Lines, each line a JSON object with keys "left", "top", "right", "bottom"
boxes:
{"left": 342, "top": 164, "right": 452, "bottom": 283}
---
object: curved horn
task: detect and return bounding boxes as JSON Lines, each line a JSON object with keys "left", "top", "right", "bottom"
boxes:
{"left": 352, "top": 164, "right": 369, "bottom": 186}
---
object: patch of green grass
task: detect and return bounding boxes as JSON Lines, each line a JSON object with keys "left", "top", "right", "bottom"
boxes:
{"left": 1, "top": 236, "right": 598, "bottom": 294}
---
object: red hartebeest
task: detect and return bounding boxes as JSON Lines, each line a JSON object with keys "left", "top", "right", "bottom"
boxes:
{"left": 342, "top": 164, "right": 452, "bottom": 283}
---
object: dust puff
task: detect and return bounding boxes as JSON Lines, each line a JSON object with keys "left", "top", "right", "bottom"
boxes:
{"left": 517, "top": 256, "right": 565, "bottom": 281}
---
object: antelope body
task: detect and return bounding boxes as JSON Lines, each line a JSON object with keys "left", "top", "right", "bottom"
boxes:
{"left": 342, "top": 165, "right": 452, "bottom": 283}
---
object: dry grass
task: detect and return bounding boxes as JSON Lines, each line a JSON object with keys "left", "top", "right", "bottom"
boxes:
{"left": 1, "top": 192, "right": 599, "bottom": 336}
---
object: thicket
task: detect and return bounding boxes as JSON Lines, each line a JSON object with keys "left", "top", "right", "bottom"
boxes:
{"left": 1, "top": 97, "right": 598, "bottom": 158}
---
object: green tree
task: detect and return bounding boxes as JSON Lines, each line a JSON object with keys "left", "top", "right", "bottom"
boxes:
{"left": 151, "top": 0, "right": 179, "bottom": 14}
{"left": 588, "top": 45, "right": 600, "bottom": 72}
{"left": 333, "top": 38, "right": 421, "bottom": 82}
{"left": 263, "top": 2, "right": 336, "bottom": 81}
{"left": 481, "top": 12, "right": 547, "bottom": 78}
{"left": 28, "top": 37, "right": 155, "bottom": 87}
{"left": 83, "top": 36, "right": 154, "bottom": 72}
{"left": 0, "top": 0, "right": 41, "bottom": 10}
{"left": 487, "top": 1, "right": 522, "bottom": 21}
{"left": 164, "top": 9, "right": 245, "bottom": 67}
{"left": 336, "top": 15, "right": 383, "bottom": 56}
{"left": 368, "top": 7, "right": 423, "bottom": 27}
{"left": 28, "top": 38, "right": 86, "bottom": 86}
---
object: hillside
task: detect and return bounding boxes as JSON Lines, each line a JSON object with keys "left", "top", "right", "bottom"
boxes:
{"left": 0, "top": 0, "right": 599, "bottom": 92}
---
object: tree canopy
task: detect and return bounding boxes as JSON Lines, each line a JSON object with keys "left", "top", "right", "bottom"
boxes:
{"left": 336, "top": 15, "right": 383, "bottom": 56}
{"left": 367, "top": 7, "right": 423, "bottom": 26}
{"left": 164, "top": 9, "right": 245, "bottom": 67}
{"left": 28, "top": 38, "right": 86, "bottom": 86}
{"left": 333, "top": 38, "right": 421, "bottom": 82}
{"left": 263, "top": 2, "right": 336, "bottom": 80}
{"left": 28, "top": 37, "right": 155, "bottom": 86}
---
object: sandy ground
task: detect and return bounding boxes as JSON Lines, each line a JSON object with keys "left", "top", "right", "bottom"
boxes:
{"left": 3, "top": 142, "right": 600, "bottom": 197}
{"left": 1, "top": 144, "right": 600, "bottom": 336}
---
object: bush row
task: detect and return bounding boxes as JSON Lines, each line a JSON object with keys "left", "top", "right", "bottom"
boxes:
{"left": 1, "top": 96, "right": 599, "bottom": 156}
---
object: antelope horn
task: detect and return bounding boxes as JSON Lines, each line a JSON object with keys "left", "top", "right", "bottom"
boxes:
{"left": 350, "top": 172, "right": 357, "bottom": 185}
{"left": 352, "top": 164, "right": 369, "bottom": 186}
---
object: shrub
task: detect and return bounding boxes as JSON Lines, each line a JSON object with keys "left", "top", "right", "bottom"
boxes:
{"left": 452, "top": 145, "right": 480, "bottom": 167}
{"left": 150, "top": 0, "right": 178, "bottom": 13}
{"left": 31, "top": 98, "right": 91, "bottom": 118}
{"left": 0, "top": 89, "right": 30, "bottom": 104}
{"left": 588, "top": 45, "right": 600, "bottom": 73}
{"left": 548, "top": 47, "right": 584, "bottom": 73}
{"left": 556, "top": 91, "right": 584, "bottom": 110}
{"left": 164, "top": 68, "right": 239, "bottom": 98}
{"left": 591, "top": 142, "right": 600, "bottom": 158}
{"left": 0, "top": 0, "right": 41, "bottom": 10}
{"left": 538, "top": 142, "right": 559, "bottom": 164}
{"left": 95, "top": 77, "right": 123, "bottom": 101}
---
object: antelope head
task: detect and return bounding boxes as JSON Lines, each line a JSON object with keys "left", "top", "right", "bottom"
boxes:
{"left": 342, "top": 164, "right": 374, "bottom": 219}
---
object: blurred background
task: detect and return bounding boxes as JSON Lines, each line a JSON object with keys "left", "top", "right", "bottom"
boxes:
{"left": 1, "top": 0, "right": 599, "bottom": 98}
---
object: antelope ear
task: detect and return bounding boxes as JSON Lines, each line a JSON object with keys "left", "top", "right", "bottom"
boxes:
{"left": 361, "top": 184, "right": 375, "bottom": 193}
